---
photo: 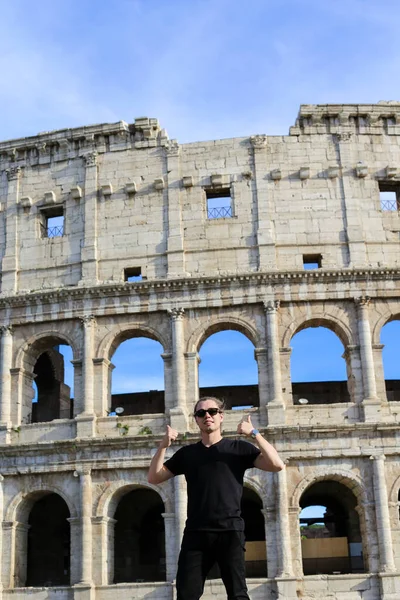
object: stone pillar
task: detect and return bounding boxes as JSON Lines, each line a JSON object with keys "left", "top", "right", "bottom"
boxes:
{"left": 1, "top": 167, "right": 21, "bottom": 294}
{"left": 264, "top": 301, "right": 285, "bottom": 425}
{"left": 76, "top": 316, "right": 96, "bottom": 437}
{"left": 162, "top": 512, "right": 176, "bottom": 582}
{"left": 254, "top": 347, "right": 268, "bottom": 418}
{"left": 274, "top": 467, "right": 297, "bottom": 600}
{"left": 275, "top": 467, "right": 293, "bottom": 577}
{"left": 336, "top": 134, "right": 367, "bottom": 267}
{"left": 0, "top": 326, "right": 13, "bottom": 432}
{"left": 80, "top": 152, "right": 99, "bottom": 285}
{"left": 75, "top": 468, "right": 93, "bottom": 586}
{"left": 92, "top": 358, "right": 114, "bottom": 416}
{"left": 250, "top": 135, "right": 277, "bottom": 270}
{"left": 371, "top": 455, "right": 396, "bottom": 572}
{"left": 355, "top": 297, "right": 380, "bottom": 421}
{"left": 174, "top": 477, "right": 187, "bottom": 570}
{"left": 288, "top": 506, "right": 303, "bottom": 577}
{"left": 92, "top": 516, "right": 115, "bottom": 585}
{"left": 184, "top": 352, "right": 200, "bottom": 413}
{"left": 165, "top": 141, "right": 186, "bottom": 277}
{"left": 168, "top": 309, "right": 188, "bottom": 430}
{"left": 261, "top": 507, "right": 274, "bottom": 577}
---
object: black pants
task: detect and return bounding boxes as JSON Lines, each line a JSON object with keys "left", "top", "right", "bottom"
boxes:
{"left": 176, "top": 530, "right": 250, "bottom": 600}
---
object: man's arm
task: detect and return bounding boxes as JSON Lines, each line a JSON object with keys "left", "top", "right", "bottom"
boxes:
{"left": 148, "top": 425, "right": 178, "bottom": 484}
{"left": 237, "top": 415, "right": 285, "bottom": 472}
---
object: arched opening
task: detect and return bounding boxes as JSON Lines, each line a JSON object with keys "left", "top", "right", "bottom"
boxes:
{"left": 26, "top": 493, "right": 70, "bottom": 586}
{"left": 28, "top": 340, "right": 74, "bottom": 423}
{"left": 206, "top": 486, "right": 266, "bottom": 580}
{"left": 113, "top": 488, "right": 165, "bottom": 582}
{"left": 291, "top": 326, "right": 350, "bottom": 404}
{"left": 242, "top": 487, "right": 267, "bottom": 577}
{"left": 199, "top": 329, "right": 259, "bottom": 409}
{"left": 380, "top": 320, "right": 400, "bottom": 402}
{"left": 110, "top": 337, "right": 165, "bottom": 415}
{"left": 299, "top": 481, "right": 365, "bottom": 575}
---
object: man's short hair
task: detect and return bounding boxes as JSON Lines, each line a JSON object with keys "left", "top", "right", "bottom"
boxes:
{"left": 194, "top": 396, "right": 225, "bottom": 415}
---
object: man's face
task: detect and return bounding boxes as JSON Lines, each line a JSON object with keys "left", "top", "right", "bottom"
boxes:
{"left": 194, "top": 399, "right": 224, "bottom": 434}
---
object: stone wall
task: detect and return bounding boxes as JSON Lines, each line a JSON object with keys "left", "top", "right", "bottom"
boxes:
{"left": 0, "top": 104, "right": 399, "bottom": 599}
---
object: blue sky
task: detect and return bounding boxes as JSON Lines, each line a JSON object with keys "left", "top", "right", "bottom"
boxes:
{"left": 2, "top": 0, "right": 400, "bottom": 144}
{"left": 4, "top": 1, "right": 398, "bottom": 406}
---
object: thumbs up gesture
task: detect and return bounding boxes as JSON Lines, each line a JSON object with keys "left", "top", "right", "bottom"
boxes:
{"left": 237, "top": 414, "right": 253, "bottom": 437}
{"left": 160, "top": 425, "right": 179, "bottom": 448}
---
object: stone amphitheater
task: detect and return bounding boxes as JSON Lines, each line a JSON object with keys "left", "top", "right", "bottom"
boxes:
{"left": 0, "top": 103, "right": 399, "bottom": 600}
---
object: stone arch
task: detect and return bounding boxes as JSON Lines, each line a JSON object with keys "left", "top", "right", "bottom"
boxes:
{"left": 95, "top": 478, "right": 171, "bottom": 518}
{"left": 5, "top": 487, "right": 74, "bottom": 588}
{"left": 97, "top": 323, "right": 169, "bottom": 361}
{"left": 5, "top": 484, "right": 77, "bottom": 523}
{"left": 188, "top": 316, "right": 260, "bottom": 354}
{"left": 15, "top": 329, "right": 79, "bottom": 371}
{"left": 14, "top": 330, "right": 78, "bottom": 424}
{"left": 243, "top": 475, "right": 268, "bottom": 507}
{"left": 294, "top": 468, "right": 369, "bottom": 575}
{"left": 290, "top": 467, "right": 369, "bottom": 509}
{"left": 97, "top": 480, "right": 167, "bottom": 584}
{"left": 372, "top": 309, "right": 400, "bottom": 346}
{"left": 388, "top": 473, "right": 400, "bottom": 504}
{"left": 282, "top": 313, "right": 353, "bottom": 350}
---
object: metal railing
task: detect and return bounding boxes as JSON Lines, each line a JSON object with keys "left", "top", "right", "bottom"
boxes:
{"left": 381, "top": 198, "right": 398, "bottom": 212}
{"left": 47, "top": 225, "right": 64, "bottom": 237}
{"left": 207, "top": 206, "right": 233, "bottom": 219}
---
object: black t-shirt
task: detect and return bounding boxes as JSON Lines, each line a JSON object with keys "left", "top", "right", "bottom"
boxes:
{"left": 164, "top": 438, "right": 260, "bottom": 531}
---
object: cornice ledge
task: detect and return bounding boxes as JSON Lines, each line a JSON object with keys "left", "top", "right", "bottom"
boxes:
{"left": 0, "top": 121, "right": 130, "bottom": 154}
{"left": 0, "top": 267, "right": 399, "bottom": 308}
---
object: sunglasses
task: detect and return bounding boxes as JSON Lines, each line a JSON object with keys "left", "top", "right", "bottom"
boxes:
{"left": 194, "top": 408, "right": 222, "bottom": 418}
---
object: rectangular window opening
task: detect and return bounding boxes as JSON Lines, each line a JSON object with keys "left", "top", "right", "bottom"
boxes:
{"left": 379, "top": 182, "right": 399, "bottom": 212}
{"left": 206, "top": 188, "right": 233, "bottom": 219}
{"left": 42, "top": 207, "right": 64, "bottom": 238}
{"left": 124, "top": 267, "right": 143, "bottom": 282}
{"left": 303, "top": 254, "right": 322, "bottom": 270}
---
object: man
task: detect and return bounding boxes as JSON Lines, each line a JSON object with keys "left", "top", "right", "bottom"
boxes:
{"left": 148, "top": 396, "right": 284, "bottom": 600}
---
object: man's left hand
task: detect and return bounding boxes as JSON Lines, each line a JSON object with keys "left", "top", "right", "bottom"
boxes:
{"left": 237, "top": 415, "right": 254, "bottom": 437}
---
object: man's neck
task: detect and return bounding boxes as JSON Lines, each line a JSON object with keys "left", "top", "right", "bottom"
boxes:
{"left": 201, "top": 430, "right": 223, "bottom": 447}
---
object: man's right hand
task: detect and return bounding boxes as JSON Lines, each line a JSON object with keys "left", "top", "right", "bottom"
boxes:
{"left": 160, "top": 425, "right": 178, "bottom": 448}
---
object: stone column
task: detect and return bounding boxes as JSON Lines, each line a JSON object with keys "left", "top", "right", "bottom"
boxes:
{"left": 254, "top": 347, "right": 268, "bottom": 416}
{"left": 91, "top": 516, "right": 115, "bottom": 585}
{"left": 250, "top": 135, "right": 277, "bottom": 270}
{"left": 1, "top": 166, "right": 21, "bottom": 294}
{"left": 184, "top": 352, "right": 200, "bottom": 411}
{"left": 264, "top": 301, "right": 285, "bottom": 425}
{"left": 161, "top": 352, "right": 173, "bottom": 414}
{"left": 288, "top": 506, "right": 303, "bottom": 577}
{"left": 75, "top": 468, "right": 93, "bottom": 586}
{"left": 162, "top": 512, "right": 176, "bottom": 581}
{"left": 336, "top": 134, "right": 367, "bottom": 267}
{"left": 174, "top": 477, "right": 187, "bottom": 570}
{"left": 76, "top": 316, "right": 96, "bottom": 437}
{"left": 168, "top": 309, "right": 188, "bottom": 430}
{"left": 92, "top": 358, "right": 114, "bottom": 416}
{"left": 371, "top": 455, "right": 395, "bottom": 572}
{"left": 355, "top": 297, "right": 380, "bottom": 421}
{"left": 275, "top": 467, "right": 294, "bottom": 577}
{"left": 261, "top": 507, "right": 274, "bottom": 577}
{"left": 165, "top": 141, "right": 186, "bottom": 277}
{"left": 80, "top": 152, "right": 99, "bottom": 285}
{"left": 0, "top": 326, "right": 13, "bottom": 429}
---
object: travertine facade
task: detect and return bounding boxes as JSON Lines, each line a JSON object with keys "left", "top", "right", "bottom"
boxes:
{"left": 0, "top": 104, "right": 399, "bottom": 599}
